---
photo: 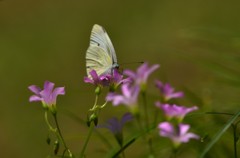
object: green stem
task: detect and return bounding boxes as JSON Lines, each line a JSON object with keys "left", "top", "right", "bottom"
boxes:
{"left": 100, "top": 101, "right": 108, "bottom": 109}
{"left": 89, "top": 95, "right": 99, "bottom": 111}
{"left": 232, "top": 124, "right": 238, "bottom": 158}
{"left": 62, "top": 109, "right": 112, "bottom": 149}
{"left": 205, "top": 112, "right": 234, "bottom": 116}
{"left": 44, "top": 111, "right": 55, "bottom": 132}
{"left": 141, "top": 92, "right": 154, "bottom": 157}
{"left": 122, "top": 152, "right": 125, "bottom": 158}
{"left": 53, "top": 114, "right": 72, "bottom": 157}
{"left": 171, "top": 148, "right": 178, "bottom": 158}
{"left": 110, "top": 124, "right": 156, "bottom": 157}
{"left": 135, "top": 113, "right": 143, "bottom": 132}
{"left": 141, "top": 92, "right": 149, "bottom": 130}
{"left": 153, "top": 110, "right": 159, "bottom": 126}
{"left": 79, "top": 122, "right": 95, "bottom": 158}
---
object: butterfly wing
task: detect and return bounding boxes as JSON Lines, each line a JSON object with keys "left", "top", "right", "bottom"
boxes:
{"left": 86, "top": 24, "right": 118, "bottom": 77}
{"left": 86, "top": 45, "right": 112, "bottom": 76}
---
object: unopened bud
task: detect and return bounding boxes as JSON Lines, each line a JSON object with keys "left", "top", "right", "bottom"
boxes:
{"left": 53, "top": 140, "right": 60, "bottom": 155}
{"left": 46, "top": 136, "right": 51, "bottom": 145}
{"left": 90, "top": 113, "right": 98, "bottom": 126}
{"left": 95, "top": 86, "right": 101, "bottom": 95}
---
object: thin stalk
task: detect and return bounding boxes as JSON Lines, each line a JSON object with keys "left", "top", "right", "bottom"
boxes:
{"left": 44, "top": 111, "right": 55, "bottom": 132}
{"left": 170, "top": 148, "right": 178, "bottom": 158}
{"left": 232, "top": 124, "right": 238, "bottom": 158}
{"left": 90, "top": 95, "right": 99, "bottom": 111}
{"left": 53, "top": 114, "right": 72, "bottom": 157}
{"left": 79, "top": 122, "right": 95, "bottom": 158}
{"left": 62, "top": 109, "right": 112, "bottom": 149}
{"left": 153, "top": 110, "right": 159, "bottom": 126}
{"left": 121, "top": 145, "right": 125, "bottom": 158}
{"left": 94, "top": 95, "right": 98, "bottom": 107}
{"left": 205, "top": 112, "right": 234, "bottom": 116}
{"left": 141, "top": 92, "right": 149, "bottom": 129}
{"left": 141, "top": 92, "right": 154, "bottom": 157}
{"left": 135, "top": 113, "right": 144, "bottom": 132}
{"left": 100, "top": 101, "right": 108, "bottom": 109}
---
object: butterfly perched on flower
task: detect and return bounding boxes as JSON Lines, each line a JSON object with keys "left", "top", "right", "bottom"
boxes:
{"left": 86, "top": 24, "right": 119, "bottom": 77}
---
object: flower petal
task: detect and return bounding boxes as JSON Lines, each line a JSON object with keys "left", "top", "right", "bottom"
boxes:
{"left": 84, "top": 77, "right": 94, "bottom": 84}
{"left": 44, "top": 81, "right": 54, "bottom": 93}
{"left": 132, "top": 86, "right": 140, "bottom": 101}
{"left": 123, "top": 70, "right": 136, "bottom": 79}
{"left": 186, "top": 106, "right": 198, "bottom": 113}
{"left": 137, "top": 62, "right": 148, "bottom": 75}
{"left": 179, "top": 124, "right": 190, "bottom": 135}
{"left": 121, "top": 112, "right": 133, "bottom": 125}
{"left": 100, "top": 75, "right": 111, "bottom": 86}
{"left": 113, "top": 69, "right": 122, "bottom": 82}
{"left": 53, "top": 87, "right": 65, "bottom": 96}
{"left": 89, "top": 70, "right": 99, "bottom": 83}
{"left": 28, "top": 85, "right": 41, "bottom": 95}
{"left": 106, "top": 93, "right": 124, "bottom": 106}
{"left": 29, "top": 95, "right": 42, "bottom": 102}
{"left": 143, "top": 64, "right": 159, "bottom": 81}
{"left": 107, "top": 117, "right": 120, "bottom": 133}
{"left": 122, "top": 84, "right": 131, "bottom": 98}
{"left": 155, "top": 80, "right": 164, "bottom": 90}
{"left": 181, "top": 133, "right": 200, "bottom": 142}
{"left": 158, "top": 122, "right": 174, "bottom": 137}
{"left": 121, "top": 77, "right": 132, "bottom": 84}
{"left": 167, "top": 92, "right": 184, "bottom": 99}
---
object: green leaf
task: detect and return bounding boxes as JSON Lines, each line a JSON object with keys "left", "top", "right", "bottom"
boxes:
{"left": 106, "top": 124, "right": 156, "bottom": 158}
{"left": 199, "top": 110, "right": 240, "bottom": 158}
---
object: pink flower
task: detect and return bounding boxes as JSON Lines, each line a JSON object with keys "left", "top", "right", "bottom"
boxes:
{"left": 155, "top": 80, "right": 184, "bottom": 101}
{"left": 28, "top": 81, "right": 65, "bottom": 110}
{"left": 84, "top": 69, "right": 130, "bottom": 91}
{"left": 124, "top": 62, "right": 159, "bottom": 91}
{"left": 106, "top": 69, "right": 131, "bottom": 92}
{"left": 156, "top": 103, "right": 198, "bottom": 122}
{"left": 158, "top": 122, "right": 199, "bottom": 148}
{"left": 106, "top": 84, "right": 140, "bottom": 114}
{"left": 84, "top": 69, "right": 110, "bottom": 87}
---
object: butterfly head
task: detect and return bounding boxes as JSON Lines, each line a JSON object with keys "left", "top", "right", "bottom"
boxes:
{"left": 112, "top": 63, "right": 119, "bottom": 70}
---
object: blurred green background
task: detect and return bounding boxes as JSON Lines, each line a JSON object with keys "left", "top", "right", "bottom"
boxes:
{"left": 0, "top": 0, "right": 240, "bottom": 157}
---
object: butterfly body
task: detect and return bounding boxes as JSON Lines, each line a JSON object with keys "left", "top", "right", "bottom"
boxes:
{"left": 86, "top": 24, "right": 118, "bottom": 77}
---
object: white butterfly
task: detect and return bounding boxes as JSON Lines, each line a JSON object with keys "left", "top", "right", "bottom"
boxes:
{"left": 86, "top": 24, "right": 119, "bottom": 77}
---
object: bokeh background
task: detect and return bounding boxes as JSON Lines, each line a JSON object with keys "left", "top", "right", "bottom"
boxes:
{"left": 0, "top": 0, "right": 240, "bottom": 157}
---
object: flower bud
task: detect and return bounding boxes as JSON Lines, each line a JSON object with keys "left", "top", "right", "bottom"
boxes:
{"left": 46, "top": 136, "right": 51, "bottom": 145}
{"left": 95, "top": 86, "right": 101, "bottom": 95}
{"left": 89, "top": 113, "right": 98, "bottom": 126}
{"left": 53, "top": 140, "right": 60, "bottom": 155}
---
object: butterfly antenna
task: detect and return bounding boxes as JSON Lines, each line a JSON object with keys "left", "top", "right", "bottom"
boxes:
{"left": 119, "top": 61, "right": 144, "bottom": 65}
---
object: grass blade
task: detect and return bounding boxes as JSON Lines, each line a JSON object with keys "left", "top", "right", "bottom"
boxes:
{"left": 199, "top": 110, "right": 240, "bottom": 158}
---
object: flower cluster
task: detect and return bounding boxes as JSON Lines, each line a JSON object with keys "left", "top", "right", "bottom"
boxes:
{"left": 104, "top": 62, "right": 199, "bottom": 148}
{"left": 106, "top": 62, "right": 159, "bottom": 114}
{"left": 84, "top": 69, "right": 130, "bottom": 93}
{"left": 157, "top": 104, "right": 199, "bottom": 147}
{"left": 155, "top": 82, "right": 199, "bottom": 148}
{"left": 28, "top": 61, "right": 200, "bottom": 157}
